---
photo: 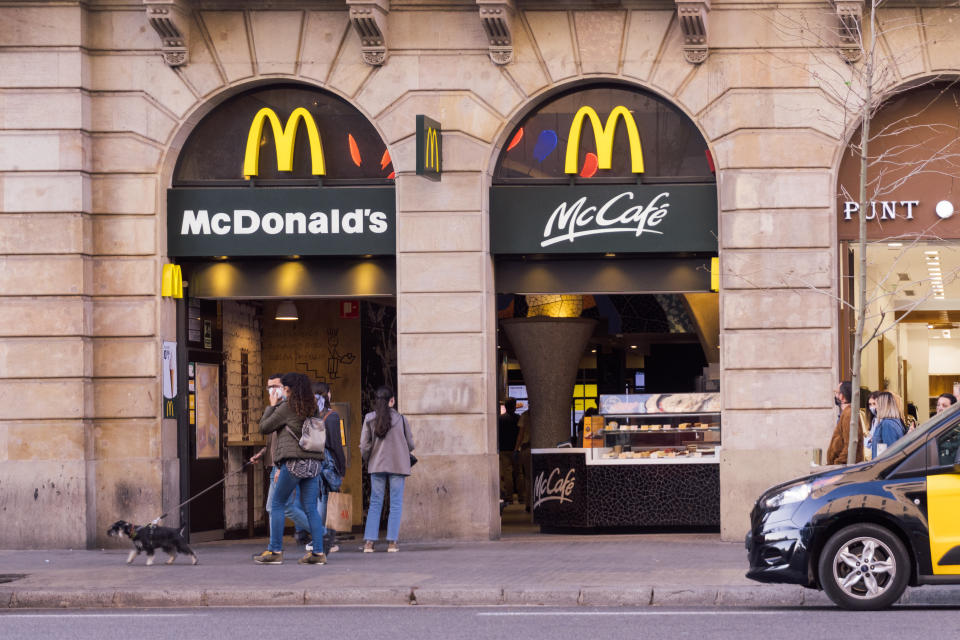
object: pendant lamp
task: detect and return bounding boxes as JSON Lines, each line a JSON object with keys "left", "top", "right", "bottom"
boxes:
{"left": 275, "top": 300, "right": 299, "bottom": 321}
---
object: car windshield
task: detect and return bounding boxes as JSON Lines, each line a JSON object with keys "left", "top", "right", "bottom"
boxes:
{"left": 875, "top": 402, "right": 960, "bottom": 459}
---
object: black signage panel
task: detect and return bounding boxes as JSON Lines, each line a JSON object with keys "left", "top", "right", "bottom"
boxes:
{"left": 531, "top": 451, "right": 588, "bottom": 528}
{"left": 490, "top": 184, "right": 717, "bottom": 254}
{"left": 415, "top": 115, "right": 441, "bottom": 181}
{"left": 167, "top": 187, "right": 396, "bottom": 257}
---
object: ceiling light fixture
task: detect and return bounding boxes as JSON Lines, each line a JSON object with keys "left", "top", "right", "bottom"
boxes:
{"left": 888, "top": 242, "right": 903, "bottom": 248}
{"left": 275, "top": 300, "right": 299, "bottom": 321}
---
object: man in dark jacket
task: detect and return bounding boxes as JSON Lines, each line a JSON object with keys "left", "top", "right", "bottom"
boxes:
{"left": 313, "top": 382, "right": 346, "bottom": 554}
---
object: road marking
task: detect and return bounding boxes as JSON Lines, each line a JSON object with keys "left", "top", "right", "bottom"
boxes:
{"left": 1, "top": 612, "right": 198, "bottom": 618}
{"left": 478, "top": 611, "right": 783, "bottom": 617}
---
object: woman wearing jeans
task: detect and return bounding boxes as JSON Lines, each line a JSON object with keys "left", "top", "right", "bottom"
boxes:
{"left": 254, "top": 372, "right": 327, "bottom": 565}
{"left": 360, "top": 386, "right": 415, "bottom": 553}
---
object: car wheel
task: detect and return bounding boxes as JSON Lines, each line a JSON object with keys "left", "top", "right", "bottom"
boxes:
{"left": 818, "top": 523, "right": 910, "bottom": 610}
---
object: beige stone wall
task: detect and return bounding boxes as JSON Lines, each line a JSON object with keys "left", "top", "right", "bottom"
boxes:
{"left": 4, "top": 1, "right": 960, "bottom": 547}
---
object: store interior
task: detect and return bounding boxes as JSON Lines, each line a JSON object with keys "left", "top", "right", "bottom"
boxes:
{"left": 184, "top": 296, "right": 396, "bottom": 539}
{"left": 496, "top": 292, "right": 719, "bottom": 530}
{"left": 853, "top": 241, "right": 960, "bottom": 421}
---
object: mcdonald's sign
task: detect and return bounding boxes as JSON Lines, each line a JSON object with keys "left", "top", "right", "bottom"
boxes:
{"left": 243, "top": 107, "right": 325, "bottom": 179}
{"left": 416, "top": 115, "right": 442, "bottom": 181}
{"left": 564, "top": 105, "right": 644, "bottom": 175}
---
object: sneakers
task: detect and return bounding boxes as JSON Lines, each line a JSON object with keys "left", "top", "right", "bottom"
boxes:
{"left": 362, "top": 540, "right": 375, "bottom": 553}
{"left": 298, "top": 552, "right": 327, "bottom": 565}
{"left": 253, "top": 550, "right": 283, "bottom": 564}
{"left": 305, "top": 543, "right": 313, "bottom": 552}
{"left": 329, "top": 543, "right": 340, "bottom": 553}
{"left": 387, "top": 541, "right": 399, "bottom": 553}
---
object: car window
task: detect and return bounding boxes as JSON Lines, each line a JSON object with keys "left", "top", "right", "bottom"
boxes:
{"left": 937, "top": 424, "right": 960, "bottom": 467}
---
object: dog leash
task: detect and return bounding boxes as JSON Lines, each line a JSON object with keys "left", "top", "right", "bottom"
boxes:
{"left": 149, "top": 459, "right": 256, "bottom": 525}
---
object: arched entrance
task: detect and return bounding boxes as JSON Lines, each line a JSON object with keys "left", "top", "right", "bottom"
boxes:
{"left": 489, "top": 83, "right": 721, "bottom": 532}
{"left": 166, "top": 83, "right": 396, "bottom": 541}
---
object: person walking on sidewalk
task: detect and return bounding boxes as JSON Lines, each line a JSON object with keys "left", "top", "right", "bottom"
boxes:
{"left": 312, "top": 381, "right": 346, "bottom": 555}
{"left": 871, "top": 391, "right": 906, "bottom": 459}
{"left": 249, "top": 373, "right": 311, "bottom": 547}
{"left": 360, "top": 386, "right": 415, "bottom": 553}
{"left": 826, "top": 381, "right": 864, "bottom": 465}
{"left": 254, "top": 372, "right": 328, "bottom": 565}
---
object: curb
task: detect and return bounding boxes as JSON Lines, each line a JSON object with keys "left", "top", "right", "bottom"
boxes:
{"left": 4, "top": 585, "right": 960, "bottom": 609}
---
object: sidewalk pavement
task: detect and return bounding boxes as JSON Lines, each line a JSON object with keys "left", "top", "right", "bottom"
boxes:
{"left": 1, "top": 531, "right": 957, "bottom": 609}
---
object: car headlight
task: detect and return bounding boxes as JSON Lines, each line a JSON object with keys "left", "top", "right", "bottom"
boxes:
{"left": 763, "top": 475, "right": 840, "bottom": 510}
{"left": 765, "top": 483, "right": 811, "bottom": 509}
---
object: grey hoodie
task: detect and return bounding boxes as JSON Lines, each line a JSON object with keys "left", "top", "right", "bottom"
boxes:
{"left": 360, "top": 408, "right": 415, "bottom": 475}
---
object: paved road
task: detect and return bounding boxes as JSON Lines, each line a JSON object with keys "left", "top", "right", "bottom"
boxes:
{"left": 3, "top": 606, "right": 960, "bottom": 640}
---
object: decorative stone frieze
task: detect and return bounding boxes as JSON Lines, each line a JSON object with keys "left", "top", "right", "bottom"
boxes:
{"left": 477, "top": 0, "right": 515, "bottom": 65}
{"left": 347, "top": 0, "right": 389, "bottom": 66}
{"left": 676, "top": 0, "right": 710, "bottom": 64}
{"left": 144, "top": 0, "right": 190, "bottom": 67}
{"left": 833, "top": 0, "right": 863, "bottom": 63}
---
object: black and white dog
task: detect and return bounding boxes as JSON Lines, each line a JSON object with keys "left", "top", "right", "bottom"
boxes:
{"left": 107, "top": 520, "right": 198, "bottom": 566}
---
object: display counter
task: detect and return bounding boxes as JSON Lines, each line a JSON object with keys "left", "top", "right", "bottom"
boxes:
{"left": 531, "top": 392, "right": 721, "bottom": 530}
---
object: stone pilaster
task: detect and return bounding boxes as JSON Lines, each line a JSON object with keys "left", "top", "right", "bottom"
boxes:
{"left": 395, "top": 170, "right": 499, "bottom": 540}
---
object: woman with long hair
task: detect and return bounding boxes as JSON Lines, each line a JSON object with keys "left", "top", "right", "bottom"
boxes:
{"left": 254, "top": 372, "right": 327, "bottom": 565}
{"left": 360, "top": 386, "right": 415, "bottom": 553}
{"left": 872, "top": 391, "right": 906, "bottom": 459}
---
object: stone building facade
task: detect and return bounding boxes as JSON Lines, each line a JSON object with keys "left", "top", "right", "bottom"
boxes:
{"left": 2, "top": 0, "right": 959, "bottom": 548}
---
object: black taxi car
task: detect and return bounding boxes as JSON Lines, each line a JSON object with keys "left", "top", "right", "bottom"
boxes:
{"left": 746, "top": 404, "right": 960, "bottom": 609}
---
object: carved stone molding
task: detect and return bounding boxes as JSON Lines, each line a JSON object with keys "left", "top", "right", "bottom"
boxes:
{"left": 144, "top": 0, "right": 190, "bottom": 67}
{"left": 676, "top": 0, "right": 710, "bottom": 65}
{"left": 477, "top": 0, "right": 515, "bottom": 65}
{"left": 347, "top": 0, "right": 389, "bottom": 66}
{"left": 833, "top": 0, "right": 864, "bottom": 63}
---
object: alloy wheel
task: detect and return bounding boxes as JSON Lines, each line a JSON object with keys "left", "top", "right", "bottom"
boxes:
{"left": 831, "top": 536, "right": 897, "bottom": 600}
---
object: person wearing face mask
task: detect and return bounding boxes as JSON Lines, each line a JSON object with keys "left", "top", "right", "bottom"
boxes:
{"left": 937, "top": 393, "right": 957, "bottom": 414}
{"left": 827, "top": 381, "right": 865, "bottom": 465}
{"left": 311, "top": 381, "right": 346, "bottom": 555}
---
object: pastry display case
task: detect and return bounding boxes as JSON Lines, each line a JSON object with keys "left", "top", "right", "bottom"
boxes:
{"left": 531, "top": 393, "right": 721, "bottom": 530}
{"left": 587, "top": 393, "right": 721, "bottom": 464}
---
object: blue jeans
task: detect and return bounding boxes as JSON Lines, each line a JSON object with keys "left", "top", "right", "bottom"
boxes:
{"left": 266, "top": 466, "right": 309, "bottom": 534}
{"left": 269, "top": 464, "right": 325, "bottom": 553}
{"left": 364, "top": 473, "right": 405, "bottom": 542}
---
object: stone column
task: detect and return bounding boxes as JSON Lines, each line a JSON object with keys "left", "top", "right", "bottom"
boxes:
{"left": 394, "top": 167, "right": 499, "bottom": 540}
{"left": 0, "top": 4, "right": 93, "bottom": 547}
{"left": 718, "top": 166, "right": 839, "bottom": 540}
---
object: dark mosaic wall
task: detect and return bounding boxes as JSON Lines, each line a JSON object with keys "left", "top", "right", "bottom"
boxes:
{"left": 532, "top": 452, "right": 720, "bottom": 528}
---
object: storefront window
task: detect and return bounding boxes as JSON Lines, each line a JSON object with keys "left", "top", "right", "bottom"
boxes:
{"left": 174, "top": 83, "right": 393, "bottom": 185}
{"left": 494, "top": 84, "right": 714, "bottom": 183}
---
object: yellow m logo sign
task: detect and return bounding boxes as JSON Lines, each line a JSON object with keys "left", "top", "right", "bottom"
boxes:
{"left": 243, "top": 107, "right": 325, "bottom": 179}
{"left": 564, "top": 106, "right": 645, "bottom": 175}
{"left": 424, "top": 127, "right": 439, "bottom": 171}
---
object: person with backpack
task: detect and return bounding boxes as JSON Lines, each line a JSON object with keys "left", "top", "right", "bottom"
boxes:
{"left": 360, "top": 386, "right": 415, "bottom": 553}
{"left": 312, "top": 381, "right": 346, "bottom": 555}
{"left": 254, "top": 372, "right": 327, "bottom": 565}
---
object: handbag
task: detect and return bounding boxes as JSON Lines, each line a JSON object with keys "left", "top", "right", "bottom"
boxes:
{"left": 325, "top": 491, "right": 352, "bottom": 532}
{"left": 285, "top": 458, "right": 320, "bottom": 479}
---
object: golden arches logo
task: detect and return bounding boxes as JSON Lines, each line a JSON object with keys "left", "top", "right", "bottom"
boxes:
{"left": 243, "top": 107, "right": 325, "bottom": 179}
{"left": 424, "top": 127, "right": 440, "bottom": 171}
{"left": 564, "top": 106, "right": 645, "bottom": 175}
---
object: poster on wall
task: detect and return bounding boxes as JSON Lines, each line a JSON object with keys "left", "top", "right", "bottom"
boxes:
{"left": 194, "top": 363, "right": 220, "bottom": 460}
{"left": 161, "top": 341, "right": 177, "bottom": 419}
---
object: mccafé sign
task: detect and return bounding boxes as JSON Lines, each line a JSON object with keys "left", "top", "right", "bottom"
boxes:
{"left": 168, "top": 102, "right": 396, "bottom": 258}
{"left": 490, "top": 103, "right": 717, "bottom": 255}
